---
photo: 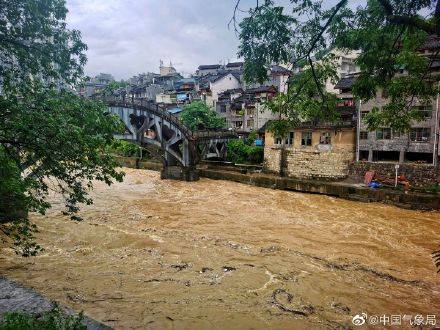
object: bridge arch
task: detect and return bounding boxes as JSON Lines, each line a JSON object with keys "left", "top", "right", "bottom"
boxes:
{"left": 107, "top": 100, "right": 236, "bottom": 181}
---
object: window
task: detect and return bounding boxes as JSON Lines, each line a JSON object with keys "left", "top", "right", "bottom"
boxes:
{"left": 361, "top": 111, "right": 369, "bottom": 118}
{"left": 275, "top": 132, "right": 294, "bottom": 145}
{"left": 247, "top": 108, "right": 254, "bottom": 116}
{"left": 220, "top": 105, "right": 226, "bottom": 113}
{"left": 413, "top": 105, "right": 433, "bottom": 119}
{"left": 392, "top": 129, "right": 404, "bottom": 138}
{"left": 301, "top": 132, "right": 312, "bottom": 146}
{"left": 285, "top": 132, "right": 294, "bottom": 146}
{"left": 376, "top": 128, "right": 392, "bottom": 140}
{"left": 359, "top": 131, "right": 368, "bottom": 140}
{"left": 247, "top": 119, "right": 254, "bottom": 128}
{"left": 319, "top": 132, "right": 331, "bottom": 144}
{"left": 410, "top": 128, "right": 431, "bottom": 142}
{"left": 235, "top": 121, "right": 243, "bottom": 128}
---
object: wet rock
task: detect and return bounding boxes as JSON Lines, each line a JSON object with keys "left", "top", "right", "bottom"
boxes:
{"left": 66, "top": 293, "right": 85, "bottom": 303}
{"left": 171, "top": 263, "right": 190, "bottom": 271}
{"left": 260, "top": 246, "right": 281, "bottom": 254}
{"left": 271, "top": 289, "right": 314, "bottom": 317}
{"left": 278, "top": 271, "right": 299, "bottom": 283}
{"left": 331, "top": 301, "right": 351, "bottom": 315}
{"left": 222, "top": 266, "right": 236, "bottom": 272}
{"left": 200, "top": 267, "right": 213, "bottom": 273}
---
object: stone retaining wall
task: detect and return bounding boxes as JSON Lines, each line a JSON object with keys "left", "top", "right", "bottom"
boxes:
{"left": 199, "top": 169, "right": 440, "bottom": 210}
{"left": 264, "top": 146, "right": 354, "bottom": 180}
{"left": 349, "top": 161, "right": 440, "bottom": 188}
{"left": 113, "top": 156, "right": 440, "bottom": 210}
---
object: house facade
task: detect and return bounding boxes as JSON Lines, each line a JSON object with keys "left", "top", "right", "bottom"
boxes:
{"left": 216, "top": 86, "right": 278, "bottom": 133}
{"left": 264, "top": 106, "right": 357, "bottom": 179}
{"left": 335, "top": 73, "right": 440, "bottom": 165}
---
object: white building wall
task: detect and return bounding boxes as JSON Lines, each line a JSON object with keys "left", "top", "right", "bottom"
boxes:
{"left": 208, "top": 74, "right": 241, "bottom": 108}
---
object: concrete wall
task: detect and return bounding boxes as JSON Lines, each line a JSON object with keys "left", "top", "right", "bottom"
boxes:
{"left": 264, "top": 129, "right": 356, "bottom": 179}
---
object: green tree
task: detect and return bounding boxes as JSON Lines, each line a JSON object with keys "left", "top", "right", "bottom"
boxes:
{"left": 103, "top": 80, "right": 129, "bottom": 96}
{"left": 226, "top": 139, "right": 264, "bottom": 164}
{"left": 0, "top": 0, "right": 124, "bottom": 255}
{"left": 236, "top": 0, "right": 440, "bottom": 132}
{"left": 180, "top": 101, "right": 225, "bottom": 131}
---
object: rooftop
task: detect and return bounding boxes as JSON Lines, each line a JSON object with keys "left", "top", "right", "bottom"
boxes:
{"left": 226, "top": 62, "right": 244, "bottom": 68}
{"left": 245, "top": 85, "right": 277, "bottom": 94}
{"left": 334, "top": 74, "right": 359, "bottom": 90}
{"left": 270, "top": 64, "right": 292, "bottom": 75}
{"left": 198, "top": 64, "right": 222, "bottom": 70}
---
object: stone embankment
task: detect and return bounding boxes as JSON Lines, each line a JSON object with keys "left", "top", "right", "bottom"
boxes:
{"left": 115, "top": 157, "right": 440, "bottom": 210}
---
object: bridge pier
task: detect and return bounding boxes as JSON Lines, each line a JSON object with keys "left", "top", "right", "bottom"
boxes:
{"left": 161, "top": 166, "right": 199, "bottom": 181}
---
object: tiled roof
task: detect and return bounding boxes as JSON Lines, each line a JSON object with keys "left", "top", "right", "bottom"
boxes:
{"left": 245, "top": 85, "right": 277, "bottom": 94}
{"left": 421, "top": 35, "right": 440, "bottom": 50}
{"left": 226, "top": 62, "right": 244, "bottom": 68}
{"left": 198, "top": 64, "right": 222, "bottom": 70}
{"left": 270, "top": 65, "right": 292, "bottom": 75}
{"left": 334, "top": 74, "right": 358, "bottom": 90}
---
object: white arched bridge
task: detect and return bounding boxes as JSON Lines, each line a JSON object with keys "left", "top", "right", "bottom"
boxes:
{"left": 106, "top": 100, "right": 237, "bottom": 181}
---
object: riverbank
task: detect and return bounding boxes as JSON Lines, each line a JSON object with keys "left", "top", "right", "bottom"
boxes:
{"left": 0, "top": 277, "right": 110, "bottom": 329}
{"left": 115, "top": 157, "right": 440, "bottom": 210}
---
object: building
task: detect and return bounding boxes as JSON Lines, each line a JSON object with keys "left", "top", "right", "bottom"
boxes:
{"left": 324, "top": 50, "right": 360, "bottom": 94}
{"left": 267, "top": 65, "right": 292, "bottom": 94}
{"left": 156, "top": 92, "right": 177, "bottom": 105}
{"left": 225, "top": 62, "right": 244, "bottom": 71}
{"left": 264, "top": 108, "right": 357, "bottom": 179}
{"left": 335, "top": 73, "right": 440, "bottom": 165}
{"left": 196, "top": 64, "right": 222, "bottom": 76}
{"left": 216, "top": 86, "right": 278, "bottom": 133}
{"left": 128, "top": 73, "right": 158, "bottom": 86}
{"left": 197, "top": 72, "right": 241, "bottom": 108}
{"left": 159, "top": 61, "right": 177, "bottom": 76}
{"left": 128, "top": 84, "right": 163, "bottom": 101}
{"left": 77, "top": 73, "right": 115, "bottom": 98}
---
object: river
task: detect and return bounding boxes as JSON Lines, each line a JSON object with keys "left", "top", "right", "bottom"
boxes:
{"left": 0, "top": 168, "right": 439, "bottom": 329}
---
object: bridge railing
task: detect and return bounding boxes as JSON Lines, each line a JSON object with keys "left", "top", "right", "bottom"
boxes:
{"left": 100, "top": 96, "right": 193, "bottom": 139}
{"left": 99, "top": 95, "right": 239, "bottom": 141}
{"left": 193, "top": 130, "right": 238, "bottom": 140}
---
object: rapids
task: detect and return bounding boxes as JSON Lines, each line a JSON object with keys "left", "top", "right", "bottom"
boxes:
{"left": 1, "top": 168, "right": 439, "bottom": 329}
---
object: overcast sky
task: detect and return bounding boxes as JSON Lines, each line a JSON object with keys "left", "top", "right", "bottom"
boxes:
{"left": 65, "top": 0, "right": 262, "bottom": 79}
{"left": 66, "top": 0, "right": 357, "bottom": 80}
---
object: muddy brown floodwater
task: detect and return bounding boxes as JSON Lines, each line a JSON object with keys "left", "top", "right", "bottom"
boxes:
{"left": 1, "top": 168, "right": 439, "bottom": 329}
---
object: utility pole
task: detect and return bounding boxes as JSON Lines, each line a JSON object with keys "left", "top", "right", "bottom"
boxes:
{"left": 356, "top": 100, "right": 362, "bottom": 162}
{"left": 433, "top": 92, "right": 439, "bottom": 167}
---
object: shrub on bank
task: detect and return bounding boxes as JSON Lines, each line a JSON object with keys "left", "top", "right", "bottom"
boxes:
{"left": 0, "top": 304, "right": 85, "bottom": 330}
{"left": 107, "top": 140, "right": 149, "bottom": 159}
{"left": 226, "top": 139, "right": 264, "bottom": 165}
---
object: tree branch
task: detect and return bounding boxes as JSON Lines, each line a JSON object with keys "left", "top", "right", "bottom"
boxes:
{"left": 307, "top": 55, "right": 329, "bottom": 112}
{"left": 292, "top": 0, "right": 348, "bottom": 66}
{"left": 377, "top": 0, "right": 437, "bottom": 34}
{"left": 388, "top": 15, "right": 436, "bottom": 34}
